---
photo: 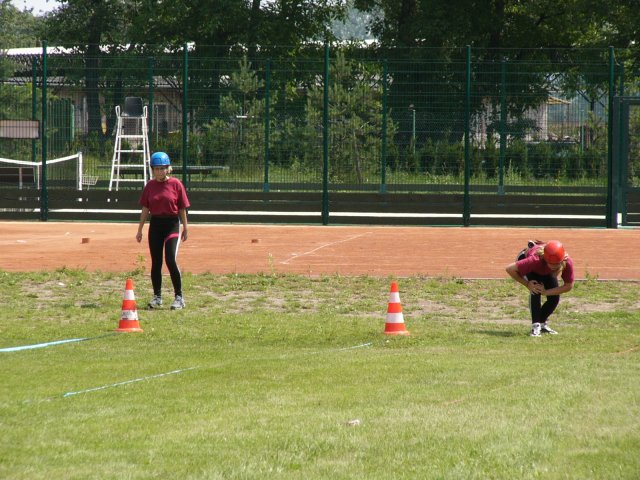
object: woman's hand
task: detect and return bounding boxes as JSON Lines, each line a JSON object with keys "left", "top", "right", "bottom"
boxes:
{"left": 136, "top": 232, "right": 143, "bottom": 243}
{"left": 527, "top": 280, "right": 544, "bottom": 294}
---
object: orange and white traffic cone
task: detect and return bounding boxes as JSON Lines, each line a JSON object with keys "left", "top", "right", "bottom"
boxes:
{"left": 384, "top": 281, "right": 410, "bottom": 335}
{"left": 115, "top": 278, "right": 143, "bottom": 333}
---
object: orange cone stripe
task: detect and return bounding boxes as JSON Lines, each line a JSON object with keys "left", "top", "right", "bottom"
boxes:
{"left": 387, "top": 302, "right": 402, "bottom": 314}
{"left": 385, "top": 322, "right": 409, "bottom": 332}
{"left": 123, "top": 290, "right": 135, "bottom": 301}
{"left": 121, "top": 299, "right": 136, "bottom": 309}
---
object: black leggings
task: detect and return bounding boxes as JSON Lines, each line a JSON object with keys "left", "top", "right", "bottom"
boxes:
{"left": 526, "top": 272, "right": 559, "bottom": 324}
{"left": 148, "top": 216, "right": 182, "bottom": 297}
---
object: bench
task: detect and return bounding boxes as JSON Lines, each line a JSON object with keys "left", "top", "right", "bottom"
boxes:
{"left": 171, "top": 165, "right": 229, "bottom": 181}
{"left": 99, "top": 165, "right": 229, "bottom": 181}
{"left": 0, "top": 166, "right": 36, "bottom": 188}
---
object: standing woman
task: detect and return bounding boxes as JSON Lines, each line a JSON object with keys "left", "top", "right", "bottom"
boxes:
{"left": 506, "top": 240, "right": 575, "bottom": 336}
{"left": 136, "top": 152, "right": 190, "bottom": 310}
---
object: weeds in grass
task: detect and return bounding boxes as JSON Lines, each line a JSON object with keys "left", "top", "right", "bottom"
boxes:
{"left": 0, "top": 271, "right": 638, "bottom": 479}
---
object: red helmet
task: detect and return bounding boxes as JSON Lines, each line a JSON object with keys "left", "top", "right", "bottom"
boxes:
{"left": 544, "top": 240, "right": 565, "bottom": 263}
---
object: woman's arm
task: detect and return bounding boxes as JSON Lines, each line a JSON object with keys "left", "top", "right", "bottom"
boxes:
{"left": 542, "top": 282, "right": 573, "bottom": 296}
{"left": 506, "top": 262, "right": 544, "bottom": 294}
{"left": 136, "top": 206, "right": 149, "bottom": 242}
{"left": 179, "top": 208, "right": 188, "bottom": 242}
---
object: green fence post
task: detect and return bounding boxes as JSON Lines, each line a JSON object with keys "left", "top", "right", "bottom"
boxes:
{"left": 148, "top": 56, "right": 155, "bottom": 150}
{"left": 617, "top": 64, "right": 625, "bottom": 219}
{"left": 498, "top": 59, "right": 506, "bottom": 195}
{"left": 321, "top": 42, "right": 330, "bottom": 225}
{"left": 31, "top": 58, "right": 37, "bottom": 164}
{"left": 463, "top": 45, "right": 471, "bottom": 227}
{"left": 606, "top": 46, "right": 616, "bottom": 228}
{"left": 380, "top": 59, "right": 388, "bottom": 194}
{"left": 40, "top": 41, "right": 48, "bottom": 221}
{"left": 263, "top": 59, "right": 271, "bottom": 193}
{"left": 181, "top": 43, "right": 189, "bottom": 189}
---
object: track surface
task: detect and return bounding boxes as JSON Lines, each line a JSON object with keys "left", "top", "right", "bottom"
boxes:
{"left": 1, "top": 221, "right": 638, "bottom": 280}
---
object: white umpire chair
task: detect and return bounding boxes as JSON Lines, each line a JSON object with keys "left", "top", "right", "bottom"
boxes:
{"left": 109, "top": 97, "right": 151, "bottom": 191}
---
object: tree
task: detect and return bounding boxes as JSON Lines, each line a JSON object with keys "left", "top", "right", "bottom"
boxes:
{"left": 42, "top": 1, "right": 143, "bottom": 137}
{"left": 302, "top": 51, "right": 393, "bottom": 183}
{"left": 201, "top": 56, "right": 266, "bottom": 172}
{"left": 0, "top": 1, "right": 43, "bottom": 139}
{"left": 0, "top": 0, "right": 44, "bottom": 49}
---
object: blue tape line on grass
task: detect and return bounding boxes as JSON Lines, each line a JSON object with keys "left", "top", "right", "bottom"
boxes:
{"left": 0, "top": 333, "right": 115, "bottom": 353}
{"left": 63, "top": 367, "right": 198, "bottom": 398}
{"left": 1, "top": 338, "right": 88, "bottom": 352}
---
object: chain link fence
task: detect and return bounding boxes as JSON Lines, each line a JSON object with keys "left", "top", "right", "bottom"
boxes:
{"left": 1, "top": 44, "right": 638, "bottom": 225}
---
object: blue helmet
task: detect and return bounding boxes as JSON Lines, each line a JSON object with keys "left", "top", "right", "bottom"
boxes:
{"left": 150, "top": 152, "right": 170, "bottom": 167}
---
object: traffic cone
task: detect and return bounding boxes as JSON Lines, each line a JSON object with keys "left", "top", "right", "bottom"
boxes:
{"left": 384, "top": 281, "right": 410, "bottom": 335}
{"left": 115, "top": 278, "right": 143, "bottom": 332}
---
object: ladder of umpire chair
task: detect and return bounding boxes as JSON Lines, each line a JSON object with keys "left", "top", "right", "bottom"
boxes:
{"left": 109, "top": 97, "right": 151, "bottom": 191}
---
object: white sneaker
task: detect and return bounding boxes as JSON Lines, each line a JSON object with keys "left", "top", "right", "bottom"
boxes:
{"left": 171, "top": 295, "right": 185, "bottom": 310}
{"left": 148, "top": 295, "right": 162, "bottom": 309}
{"left": 530, "top": 322, "right": 542, "bottom": 337}
{"left": 541, "top": 323, "right": 558, "bottom": 334}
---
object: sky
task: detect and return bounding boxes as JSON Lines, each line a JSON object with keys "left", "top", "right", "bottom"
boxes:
{"left": 12, "top": 0, "right": 61, "bottom": 16}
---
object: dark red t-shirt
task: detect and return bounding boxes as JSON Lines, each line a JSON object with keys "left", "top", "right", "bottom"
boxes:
{"left": 139, "top": 177, "right": 190, "bottom": 216}
{"left": 516, "top": 246, "right": 575, "bottom": 284}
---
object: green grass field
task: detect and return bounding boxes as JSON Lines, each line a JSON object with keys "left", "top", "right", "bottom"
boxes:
{"left": 1, "top": 270, "right": 639, "bottom": 479}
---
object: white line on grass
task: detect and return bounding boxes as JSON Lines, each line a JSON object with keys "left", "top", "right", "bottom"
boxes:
{"left": 280, "top": 342, "right": 373, "bottom": 359}
{"left": 337, "top": 342, "right": 373, "bottom": 351}
{"left": 62, "top": 367, "right": 198, "bottom": 398}
{"left": 280, "top": 232, "right": 372, "bottom": 264}
{"left": 0, "top": 334, "right": 115, "bottom": 352}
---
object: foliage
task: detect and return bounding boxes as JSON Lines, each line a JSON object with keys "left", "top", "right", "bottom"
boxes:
{"left": 193, "top": 56, "right": 264, "bottom": 172}
{"left": 0, "top": 0, "right": 43, "bottom": 49}
{"left": 302, "top": 51, "right": 395, "bottom": 183}
{"left": 0, "top": 1, "right": 42, "bottom": 137}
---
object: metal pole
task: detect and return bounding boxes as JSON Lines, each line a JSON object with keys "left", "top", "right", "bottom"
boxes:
{"left": 182, "top": 43, "right": 189, "bottom": 188}
{"left": 463, "top": 46, "right": 471, "bottom": 227}
{"left": 606, "top": 46, "right": 616, "bottom": 228}
{"left": 498, "top": 59, "right": 506, "bottom": 195}
{"left": 263, "top": 59, "right": 271, "bottom": 192}
{"left": 31, "top": 58, "right": 37, "bottom": 164}
{"left": 40, "top": 41, "right": 48, "bottom": 221}
{"left": 410, "top": 104, "right": 416, "bottom": 155}
{"left": 617, "top": 64, "right": 625, "bottom": 220}
{"left": 321, "top": 42, "right": 330, "bottom": 225}
{"left": 380, "top": 59, "right": 388, "bottom": 193}
{"left": 148, "top": 56, "right": 155, "bottom": 150}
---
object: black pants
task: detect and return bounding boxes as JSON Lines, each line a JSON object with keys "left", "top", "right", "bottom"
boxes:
{"left": 148, "top": 216, "right": 182, "bottom": 297}
{"left": 526, "top": 272, "right": 559, "bottom": 324}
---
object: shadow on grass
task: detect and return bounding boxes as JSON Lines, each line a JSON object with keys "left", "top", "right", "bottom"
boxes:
{"left": 475, "top": 329, "right": 521, "bottom": 337}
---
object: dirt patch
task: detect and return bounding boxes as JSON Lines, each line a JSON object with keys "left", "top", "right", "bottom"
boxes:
{"left": 1, "top": 221, "right": 639, "bottom": 280}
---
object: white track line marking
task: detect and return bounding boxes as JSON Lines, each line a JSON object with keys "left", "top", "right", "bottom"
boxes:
{"left": 280, "top": 232, "right": 372, "bottom": 264}
{"left": 63, "top": 367, "right": 198, "bottom": 398}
